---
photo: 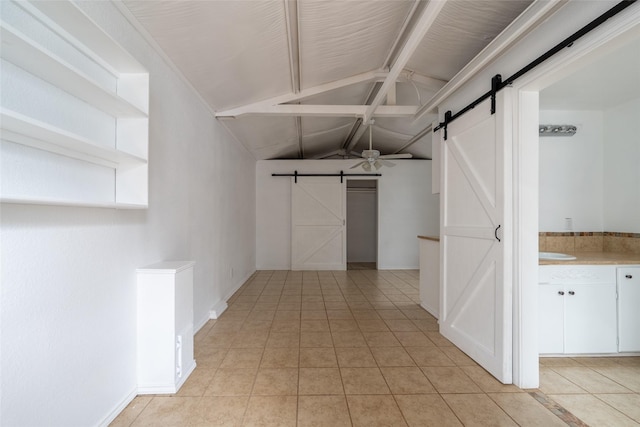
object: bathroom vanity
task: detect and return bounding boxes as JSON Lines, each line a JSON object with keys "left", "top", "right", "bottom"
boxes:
{"left": 539, "top": 253, "right": 640, "bottom": 355}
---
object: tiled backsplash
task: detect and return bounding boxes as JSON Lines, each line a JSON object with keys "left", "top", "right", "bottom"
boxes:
{"left": 539, "top": 232, "right": 640, "bottom": 254}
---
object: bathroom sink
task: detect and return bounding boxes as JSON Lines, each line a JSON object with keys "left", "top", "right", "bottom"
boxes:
{"left": 539, "top": 251, "right": 577, "bottom": 261}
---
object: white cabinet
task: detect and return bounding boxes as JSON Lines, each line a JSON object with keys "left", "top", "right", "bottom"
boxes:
{"left": 137, "top": 261, "right": 196, "bottom": 394}
{"left": 618, "top": 267, "right": 640, "bottom": 352}
{"left": 0, "top": 0, "right": 149, "bottom": 208}
{"left": 539, "top": 266, "right": 617, "bottom": 354}
{"left": 564, "top": 283, "right": 617, "bottom": 353}
{"left": 538, "top": 284, "right": 565, "bottom": 353}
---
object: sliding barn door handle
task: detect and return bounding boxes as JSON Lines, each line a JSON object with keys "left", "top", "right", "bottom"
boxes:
{"left": 495, "top": 225, "right": 501, "bottom": 242}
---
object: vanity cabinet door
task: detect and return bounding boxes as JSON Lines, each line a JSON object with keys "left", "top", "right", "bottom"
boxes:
{"left": 564, "top": 283, "right": 617, "bottom": 354}
{"left": 539, "top": 284, "right": 565, "bottom": 354}
{"left": 618, "top": 267, "right": 640, "bottom": 352}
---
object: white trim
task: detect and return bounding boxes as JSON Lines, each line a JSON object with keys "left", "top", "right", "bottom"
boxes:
{"left": 97, "top": 387, "right": 137, "bottom": 427}
{"left": 364, "top": 0, "right": 447, "bottom": 123}
{"left": 511, "top": 89, "right": 540, "bottom": 389}
{"left": 137, "top": 359, "right": 195, "bottom": 395}
{"left": 194, "top": 311, "right": 212, "bottom": 334}
{"left": 209, "top": 300, "right": 228, "bottom": 320}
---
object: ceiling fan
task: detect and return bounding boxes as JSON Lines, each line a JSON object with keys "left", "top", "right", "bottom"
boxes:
{"left": 350, "top": 121, "right": 412, "bottom": 171}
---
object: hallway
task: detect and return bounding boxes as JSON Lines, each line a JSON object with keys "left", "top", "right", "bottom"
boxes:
{"left": 112, "top": 270, "right": 640, "bottom": 426}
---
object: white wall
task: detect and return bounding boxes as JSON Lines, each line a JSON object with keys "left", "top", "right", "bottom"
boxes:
{"left": 603, "top": 97, "right": 640, "bottom": 233}
{"left": 538, "top": 110, "right": 604, "bottom": 232}
{"left": 0, "top": 2, "right": 256, "bottom": 426}
{"left": 256, "top": 160, "right": 439, "bottom": 270}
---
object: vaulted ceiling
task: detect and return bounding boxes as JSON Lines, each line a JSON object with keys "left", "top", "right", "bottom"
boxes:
{"left": 119, "top": 0, "right": 535, "bottom": 160}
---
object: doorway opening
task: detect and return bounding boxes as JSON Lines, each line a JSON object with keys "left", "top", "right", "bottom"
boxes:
{"left": 346, "top": 179, "right": 378, "bottom": 270}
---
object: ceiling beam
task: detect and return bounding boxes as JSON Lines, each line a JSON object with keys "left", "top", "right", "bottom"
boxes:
{"left": 362, "top": 0, "right": 447, "bottom": 124}
{"left": 215, "top": 70, "right": 386, "bottom": 118}
{"left": 413, "top": 0, "right": 567, "bottom": 120}
{"left": 393, "top": 123, "right": 433, "bottom": 153}
{"left": 218, "top": 104, "right": 418, "bottom": 118}
{"left": 344, "top": 0, "right": 447, "bottom": 152}
{"left": 283, "top": 0, "right": 301, "bottom": 93}
{"left": 381, "top": 0, "right": 422, "bottom": 68}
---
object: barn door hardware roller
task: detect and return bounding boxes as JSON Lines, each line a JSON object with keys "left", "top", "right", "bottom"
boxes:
{"left": 434, "top": 0, "right": 636, "bottom": 139}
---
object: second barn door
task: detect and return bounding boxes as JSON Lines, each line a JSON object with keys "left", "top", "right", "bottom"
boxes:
{"left": 291, "top": 176, "right": 346, "bottom": 270}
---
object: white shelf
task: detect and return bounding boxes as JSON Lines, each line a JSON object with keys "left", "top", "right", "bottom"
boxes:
{"left": 0, "top": 195, "right": 148, "bottom": 210}
{"left": 23, "top": 0, "right": 146, "bottom": 74}
{"left": 0, "top": 109, "right": 147, "bottom": 169}
{"left": 1, "top": 0, "right": 149, "bottom": 209}
{"left": 1, "top": 23, "right": 147, "bottom": 118}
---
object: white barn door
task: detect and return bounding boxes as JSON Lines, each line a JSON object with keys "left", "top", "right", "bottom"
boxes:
{"left": 291, "top": 177, "right": 346, "bottom": 271}
{"left": 440, "top": 90, "right": 512, "bottom": 383}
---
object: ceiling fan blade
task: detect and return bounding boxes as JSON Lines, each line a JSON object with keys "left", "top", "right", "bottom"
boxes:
{"left": 350, "top": 161, "right": 365, "bottom": 169}
{"left": 378, "top": 159, "right": 396, "bottom": 168}
{"left": 378, "top": 153, "right": 413, "bottom": 160}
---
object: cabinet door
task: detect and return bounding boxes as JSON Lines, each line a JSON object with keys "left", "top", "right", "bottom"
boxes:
{"left": 565, "top": 283, "right": 617, "bottom": 354}
{"left": 539, "top": 284, "right": 565, "bottom": 354}
{"left": 618, "top": 268, "right": 640, "bottom": 352}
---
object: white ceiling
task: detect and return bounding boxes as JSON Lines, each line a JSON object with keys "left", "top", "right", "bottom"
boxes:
{"left": 540, "top": 36, "right": 640, "bottom": 111}
{"left": 121, "top": 0, "right": 535, "bottom": 160}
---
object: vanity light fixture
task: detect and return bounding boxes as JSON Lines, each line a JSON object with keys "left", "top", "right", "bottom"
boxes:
{"left": 539, "top": 124, "right": 577, "bottom": 137}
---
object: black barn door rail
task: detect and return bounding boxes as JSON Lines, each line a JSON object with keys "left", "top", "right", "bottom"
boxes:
{"left": 434, "top": 0, "right": 637, "bottom": 139}
{"left": 272, "top": 170, "right": 381, "bottom": 183}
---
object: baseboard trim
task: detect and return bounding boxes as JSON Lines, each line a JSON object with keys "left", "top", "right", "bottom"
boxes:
{"left": 209, "top": 300, "right": 228, "bottom": 319}
{"left": 223, "top": 270, "right": 255, "bottom": 302}
{"left": 137, "top": 358, "right": 195, "bottom": 394}
{"left": 420, "top": 301, "right": 439, "bottom": 320}
{"left": 97, "top": 387, "right": 137, "bottom": 427}
{"left": 208, "top": 270, "right": 256, "bottom": 320}
{"left": 194, "top": 311, "right": 211, "bottom": 334}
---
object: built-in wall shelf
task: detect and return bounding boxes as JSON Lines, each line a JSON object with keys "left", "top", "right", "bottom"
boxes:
{"left": 1, "top": 23, "right": 147, "bottom": 118}
{"left": 0, "top": 196, "right": 148, "bottom": 210}
{"left": 1, "top": 109, "right": 147, "bottom": 168}
{"left": 0, "top": 0, "right": 149, "bottom": 209}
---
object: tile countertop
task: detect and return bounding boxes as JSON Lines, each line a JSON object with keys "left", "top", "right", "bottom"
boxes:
{"left": 418, "top": 235, "right": 440, "bottom": 242}
{"left": 540, "top": 251, "right": 640, "bottom": 265}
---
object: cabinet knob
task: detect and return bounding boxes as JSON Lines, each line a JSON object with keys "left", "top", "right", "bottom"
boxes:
{"left": 626, "top": 275, "right": 633, "bottom": 279}
{"left": 568, "top": 291, "right": 575, "bottom": 295}
{"left": 558, "top": 291, "right": 565, "bottom": 295}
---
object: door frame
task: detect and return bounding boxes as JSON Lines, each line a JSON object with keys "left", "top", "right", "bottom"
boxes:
{"left": 510, "top": 16, "right": 640, "bottom": 388}
{"left": 345, "top": 178, "right": 379, "bottom": 268}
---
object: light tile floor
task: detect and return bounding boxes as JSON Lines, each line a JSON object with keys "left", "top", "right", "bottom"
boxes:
{"left": 112, "top": 270, "right": 640, "bottom": 426}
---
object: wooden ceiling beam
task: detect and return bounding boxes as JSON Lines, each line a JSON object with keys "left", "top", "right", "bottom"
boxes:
{"left": 218, "top": 104, "right": 418, "bottom": 119}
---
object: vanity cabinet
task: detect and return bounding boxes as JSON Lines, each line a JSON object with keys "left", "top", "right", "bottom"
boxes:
{"left": 137, "top": 261, "right": 196, "bottom": 394}
{"left": 539, "top": 265, "right": 617, "bottom": 354}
